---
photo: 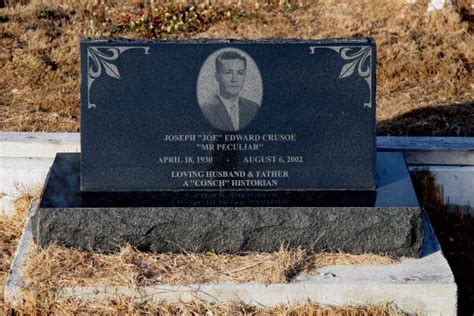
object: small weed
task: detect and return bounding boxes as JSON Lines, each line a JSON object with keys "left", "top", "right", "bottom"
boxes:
{"left": 34, "top": 4, "right": 71, "bottom": 20}
{"left": 117, "top": 3, "right": 248, "bottom": 39}
{"left": 0, "top": 13, "right": 8, "bottom": 23}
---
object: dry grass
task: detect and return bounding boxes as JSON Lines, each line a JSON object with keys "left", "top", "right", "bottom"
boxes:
{"left": 0, "top": 192, "right": 37, "bottom": 312}
{"left": 17, "top": 245, "right": 399, "bottom": 314}
{"left": 0, "top": 0, "right": 472, "bottom": 135}
{"left": 22, "top": 244, "right": 395, "bottom": 289}
{"left": 1, "top": 193, "right": 397, "bottom": 314}
{"left": 15, "top": 297, "right": 402, "bottom": 315}
{"left": 378, "top": 102, "right": 474, "bottom": 136}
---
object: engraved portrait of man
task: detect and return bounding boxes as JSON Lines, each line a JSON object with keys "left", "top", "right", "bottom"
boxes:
{"left": 198, "top": 49, "right": 262, "bottom": 132}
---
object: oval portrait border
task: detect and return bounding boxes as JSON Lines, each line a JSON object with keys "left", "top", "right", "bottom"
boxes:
{"left": 196, "top": 47, "right": 263, "bottom": 132}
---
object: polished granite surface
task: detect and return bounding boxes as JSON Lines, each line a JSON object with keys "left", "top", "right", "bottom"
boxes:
{"left": 81, "top": 39, "right": 376, "bottom": 192}
{"left": 41, "top": 153, "right": 379, "bottom": 208}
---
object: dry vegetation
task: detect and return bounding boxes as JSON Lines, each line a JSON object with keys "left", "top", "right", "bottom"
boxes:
{"left": 0, "top": 193, "right": 37, "bottom": 314}
{"left": 20, "top": 245, "right": 396, "bottom": 314}
{"left": 23, "top": 245, "right": 395, "bottom": 288}
{"left": 1, "top": 195, "right": 398, "bottom": 314}
{"left": 0, "top": 0, "right": 473, "bottom": 135}
{"left": 0, "top": 0, "right": 472, "bottom": 313}
{"left": 12, "top": 298, "right": 402, "bottom": 315}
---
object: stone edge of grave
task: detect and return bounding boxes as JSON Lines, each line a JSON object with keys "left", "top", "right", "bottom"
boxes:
{"left": 4, "top": 202, "right": 457, "bottom": 315}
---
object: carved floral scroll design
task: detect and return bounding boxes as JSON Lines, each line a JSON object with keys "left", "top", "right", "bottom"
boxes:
{"left": 311, "top": 46, "right": 373, "bottom": 108}
{"left": 87, "top": 46, "right": 150, "bottom": 109}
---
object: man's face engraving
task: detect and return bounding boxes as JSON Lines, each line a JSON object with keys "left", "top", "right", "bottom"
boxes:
{"left": 216, "top": 59, "right": 246, "bottom": 99}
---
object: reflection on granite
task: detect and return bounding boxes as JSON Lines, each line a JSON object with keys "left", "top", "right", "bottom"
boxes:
{"left": 40, "top": 153, "right": 376, "bottom": 208}
{"left": 34, "top": 152, "right": 424, "bottom": 257}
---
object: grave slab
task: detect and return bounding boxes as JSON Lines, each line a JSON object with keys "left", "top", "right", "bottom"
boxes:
{"left": 5, "top": 202, "right": 456, "bottom": 315}
{"left": 32, "top": 152, "right": 423, "bottom": 257}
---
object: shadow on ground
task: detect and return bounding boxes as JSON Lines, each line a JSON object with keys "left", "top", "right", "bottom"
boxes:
{"left": 411, "top": 171, "right": 474, "bottom": 316}
{"left": 378, "top": 101, "right": 474, "bottom": 137}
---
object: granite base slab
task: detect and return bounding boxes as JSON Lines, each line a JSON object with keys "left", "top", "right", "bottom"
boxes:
{"left": 32, "top": 152, "right": 423, "bottom": 257}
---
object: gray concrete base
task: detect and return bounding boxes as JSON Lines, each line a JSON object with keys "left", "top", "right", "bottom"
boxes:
{"left": 5, "top": 202, "right": 457, "bottom": 315}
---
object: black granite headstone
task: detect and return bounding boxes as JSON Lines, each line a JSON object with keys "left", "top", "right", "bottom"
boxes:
{"left": 32, "top": 37, "right": 426, "bottom": 257}
{"left": 80, "top": 38, "right": 376, "bottom": 192}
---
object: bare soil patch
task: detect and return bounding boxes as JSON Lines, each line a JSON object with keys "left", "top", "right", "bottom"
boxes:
{"left": 1, "top": 0, "right": 472, "bottom": 135}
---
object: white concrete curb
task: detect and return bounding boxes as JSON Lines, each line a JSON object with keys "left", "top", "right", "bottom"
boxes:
{"left": 0, "top": 132, "right": 80, "bottom": 158}
{"left": 3, "top": 202, "right": 37, "bottom": 308}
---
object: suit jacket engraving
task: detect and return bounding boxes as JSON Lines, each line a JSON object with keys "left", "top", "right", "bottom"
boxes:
{"left": 202, "top": 94, "right": 259, "bottom": 132}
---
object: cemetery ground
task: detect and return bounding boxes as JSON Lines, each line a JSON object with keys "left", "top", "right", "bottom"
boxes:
{"left": 0, "top": 173, "right": 469, "bottom": 314}
{"left": 0, "top": 193, "right": 403, "bottom": 314}
{"left": 0, "top": 0, "right": 472, "bottom": 135}
{"left": 0, "top": 0, "right": 473, "bottom": 314}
